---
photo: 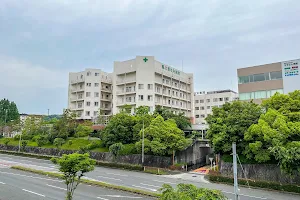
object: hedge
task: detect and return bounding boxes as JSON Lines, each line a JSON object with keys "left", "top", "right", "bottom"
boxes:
{"left": 206, "top": 174, "right": 300, "bottom": 194}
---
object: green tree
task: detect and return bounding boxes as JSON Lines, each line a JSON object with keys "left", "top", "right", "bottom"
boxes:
{"left": 244, "top": 91, "right": 300, "bottom": 175}
{"left": 206, "top": 101, "right": 263, "bottom": 155}
{"left": 51, "top": 153, "right": 96, "bottom": 200}
{"left": 102, "top": 113, "right": 136, "bottom": 147}
{"left": 159, "top": 183, "right": 227, "bottom": 200}
{"left": 0, "top": 98, "right": 20, "bottom": 125}
{"left": 75, "top": 123, "right": 93, "bottom": 138}
{"left": 136, "top": 115, "right": 187, "bottom": 156}
{"left": 133, "top": 106, "right": 154, "bottom": 141}
{"left": 109, "top": 143, "right": 124, "bottom": 160}
{"left": 54, "top": 138, "right": 65, "bottom": 149}
{"left": 36, "top": 135, "right": 49, "bottom": 147}
{"left": 49, "top": 109, "right": 77, "bottom": 142}
{"left": 154, "top": 106, "right": 191, "bottom": 130}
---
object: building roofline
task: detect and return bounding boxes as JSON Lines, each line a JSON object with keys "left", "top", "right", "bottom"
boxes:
{"left": 238, "top": 58, "right": 299, "bottom": 70}
{"left": 194, "top": 89, "right": 238, "bottom": 95}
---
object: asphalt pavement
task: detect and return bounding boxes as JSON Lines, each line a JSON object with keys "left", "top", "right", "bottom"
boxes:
{"left": 1, "top": 153, "right": 300, "bottom": 200}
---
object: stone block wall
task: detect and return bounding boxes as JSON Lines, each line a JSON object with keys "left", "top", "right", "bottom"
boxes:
{"left": 0, "top": 145, "right": 172, "bottom": 168}
{"left": 220, "top": 161, "right": 300, "bottom": 184}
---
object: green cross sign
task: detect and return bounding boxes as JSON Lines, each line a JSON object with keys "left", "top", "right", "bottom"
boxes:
{"left": 143, "top": 57, "right": 148, "bottom": 62}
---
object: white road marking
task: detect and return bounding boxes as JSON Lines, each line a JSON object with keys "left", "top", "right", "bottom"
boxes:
{"left": 0, "top": 171, "right": 63, "bottom": 182}
{"left": 105, "top": 172, "right": 128, "bottom": 177}
{"left": 97, "top": 197, "right": 109, "bottom": 200}
{"left": 46, "top": 184, "right": 67, "bottom": 191}
{"left": 0, "top": 181, "right": 6, "bottom": 184}
{"left": 22, "top": 189, "right": 45, "bottom": 197}
{"left": 132, "top": 185, "right": 157, "bottom": 192}
{"left": 101, "top": 195, "right": 142, "bottom": 198}
{"left": 222, "top": 191, "right": 268, "bottom": 199}
{"left": 98, "top": 175, "right": 122, "bottom": 181}
{"left": 0, "top": 159, "right": 56, "bottom": 170}
{"left": 140, "top": 183, "right": 161, "bottom": 188}
{"left": 153, "top": 180, "right": 176, "bottom": 185}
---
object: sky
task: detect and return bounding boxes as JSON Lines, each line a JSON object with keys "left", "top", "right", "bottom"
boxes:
{"left": 1, "top": 0, "right": 300, "bottom": 114}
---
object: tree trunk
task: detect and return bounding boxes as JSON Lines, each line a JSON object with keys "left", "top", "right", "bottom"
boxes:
{"left": 66, "top": 191, "right": 72, "bottom": 200}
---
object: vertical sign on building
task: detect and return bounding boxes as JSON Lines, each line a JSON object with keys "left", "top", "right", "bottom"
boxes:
{"left": 281, "top": 59, "right": 300, "bottom": 94}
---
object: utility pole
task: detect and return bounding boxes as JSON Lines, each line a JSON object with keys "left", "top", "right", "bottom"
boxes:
{"left": 232, "top": 142, "right": 239, "bottom": 200}
{"left": 142, "top": 119, "right": 145, "bottom": 166}
{"left": 4, "top": 109, "right": 7, "bottom": 137}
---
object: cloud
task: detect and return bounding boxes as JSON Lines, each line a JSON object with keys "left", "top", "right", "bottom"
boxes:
{"left": 0, "top": 55, "right": 68, "bottom": 89}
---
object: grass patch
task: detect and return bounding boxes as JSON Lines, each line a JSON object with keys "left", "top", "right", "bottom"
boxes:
{"left": 206, "top": 174, "right": 300, "bottom": 194}
{"left": 11, "top": 166, "right": 160, "bottom": 198}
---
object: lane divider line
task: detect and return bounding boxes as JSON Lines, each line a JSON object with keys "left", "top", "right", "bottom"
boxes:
{"left": 132, "top": 185, "right": 157, "bottom": 192}
{"left": 22, "top": 189, "right": 45, "bottom": 197}
{"left": 46, "top": 184, "right": 67, "bottom": 191}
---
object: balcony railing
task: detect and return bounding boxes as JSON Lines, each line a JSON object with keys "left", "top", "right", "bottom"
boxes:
{"left": 101, "top": 87, "right": 112, "bottom": 92}
{"left": 116, "top": 89, "right": 136, "bottom": 95}
{"left": 116, "top": 78, "right": 136, "bottom": 85}
{"left": 71, "top": 78, "right": 85, "bottom": 84}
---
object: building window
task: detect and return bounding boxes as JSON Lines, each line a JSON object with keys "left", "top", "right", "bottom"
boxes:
{"left": 219, "top": 105, "right": 223, "bottom": 108}
{"left": 78, "top": 102, "right": 82, "bottom": 108}
{"left": 207, "top": 106, "right": 210, "bottom": 109}
{"left": 138, "top": 95, "right": 144, "bottom": 101}
{"left": 86, "top": 92, "right": 91, "bottom": 97}
{"left": 148, "top": 84, "right": 153, "bottom": 90}
{"left": 162, "top": 79, "right": 165, "bottom": 83}
{"left": 78, "top": 94, "right": 83, "bottom": 99}
{"left": 176, "top": 92, "right": 178, "bottom": 96}
{"left": 213, "top": 98, "right": 218, "bottom": 102}
{"left": 175, "top": 83, "right": 177, "bottom": 87}
{"left": 270, "top": 71, "right": 282, "bottom": 80}
{"left": 95, "top": 83, "right": 99, "bottom": 87}
{"left": 86, "top": 83, "right": 91, "bottom": 87}
{"left": 172, "top": 91, "right": 175, "bottom": 96}
{"left": 138, "top": 84, "right": 144, "bottom": 89}
{"left": 195, "top": 100, "right": 199, "bottom": 104}
{"left": 168, "top": 99, "right": 171, "bottom": 104}
{"left": 195, "top": 107, "right": 199, "bottom": 110}
{"left": 94, "top": 111, "right": 98, "bottom": 116}
{"left": 86, "top": 101, "right": 91, "bottom": 106}
{"left": 180, "top": 93, "right": 182, "bottom": 97}
{"left": 85, "top": 111, "right": 90, "bottom": 116}
{"left": 126, "top": 97, "right": 132, "bottom": 102}
{"left": 195, "top": 115, "right": 200, "bottom": 118}
{"left": 94, "top": 102, "right": 99, "bottom": 106}
{"left": 200, "top": 114, "right": 205, "bottom": 118}
{"left": 200, "top": 100, "right": 204, "bottom": 103}
{"left": 80, "top": 74, "right": 84, "bottom": 79}
{"left": 207, "top": 99, "right": 211, "bottom": 103}
{"left": 238, "top": 76, "right": 249, "bottom": 84}
{"left": 168, "top": 90, "right": 171, "bottom": 95}
{"left": 239, "top": 89, "right": 283, "bottom": 100}
{"left": 148, "top": 95, "right": 153, "bottom": 101}
{"left": 225, "top": 97, "right": 229, "bottom": 101}
{"left": 87, "top": 72, "right": 91, "bottom": 76}
{"left": 94, "top": 92, "right": 99, "bottom": 97}
{"left": 219, "top": 98, "right": 223, "bottom": 101}
{"left": 180, "top": 102, "right": 183, "bottom": 106}
{"left": 200, "top": 106, "right": 205, "bottom": 110}
{"left": 95, "top": 72, "right": 99, "bottom": 76}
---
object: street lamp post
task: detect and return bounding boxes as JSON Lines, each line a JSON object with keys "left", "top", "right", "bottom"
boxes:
{"left": 142, "top": 119, "right": 145, "bottom": 166}
{"left": 4, "top": 109, "right": 8, "bottom": 137}
{"left": 18, "top": 133, "right": 22, "bottom": 152}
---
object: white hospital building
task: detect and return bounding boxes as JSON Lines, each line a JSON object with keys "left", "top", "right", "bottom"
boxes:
{"left": 68, "top": 56, "right": 194, "bottom": 121}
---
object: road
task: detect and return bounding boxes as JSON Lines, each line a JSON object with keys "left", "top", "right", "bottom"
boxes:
{"left": 1, "top": 153, "right": 300, "bottom": 200}
{"left": 0, "top": 167, "right": 153, "bottom": 200}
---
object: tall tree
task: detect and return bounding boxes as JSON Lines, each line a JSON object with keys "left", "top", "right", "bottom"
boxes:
{"left": 154, "top": 106, "right": 191, "bottom": 130}
{"left": 244, "top": 90, "right": 300, "bottom": 175}
{"left": 102, "top": 112, "right": 136, "bottom": 147}
{"left": 0, "top": 98, "right": 19, "bottom": 125}
{"left": 206, "top": 101, "right": 263, "bottom": 155}
{"left": 135, "top": 115, "right": 187, "bottom": 156}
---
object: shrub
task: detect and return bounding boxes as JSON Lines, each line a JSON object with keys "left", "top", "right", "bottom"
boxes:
{"left": 206, "top": 174, "right": 300, "bottom": 194}
{"left": 21, "top": 140, "right": 28, "bottom": 151}
{"left": 159, "top": 183, "right": 227, "bottom": 200}
{"left": 68, "top": 140, "right": 73, "bottom": 146}
{"left": 0, "top": 134, "right": 3, "bottom": 139}
{"left": 87, "top": 141, "right": 101, "bottom": 150}
{"left": 36, "top": 135, "right": 49, "bottom": 147}
{"left": 109, "top": 143, "right": 124, "bottom": 160}
{"left": 95, "top": 160, "right": 143, "bottom": 171}
{"left": 53, "top": 138, "right": 65, "bottom": 149}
